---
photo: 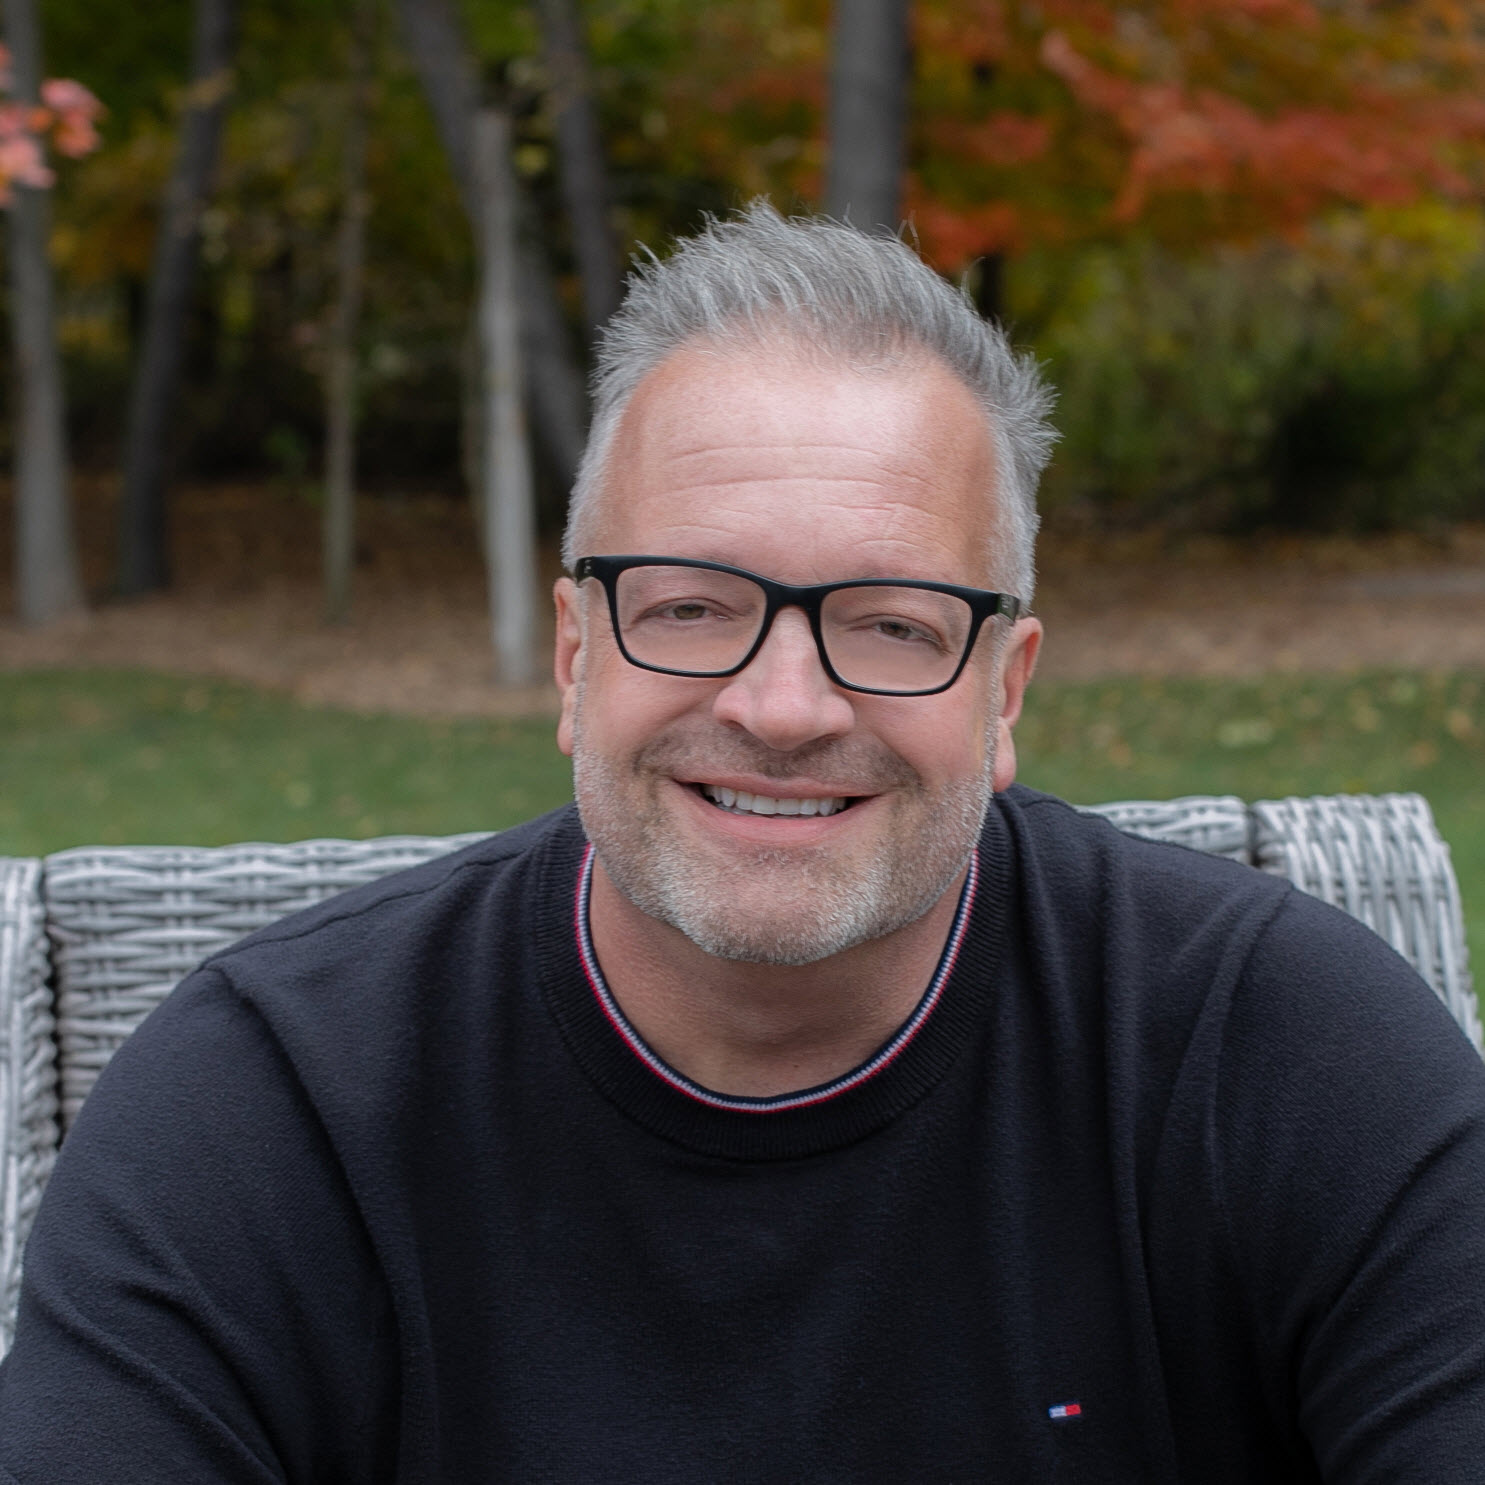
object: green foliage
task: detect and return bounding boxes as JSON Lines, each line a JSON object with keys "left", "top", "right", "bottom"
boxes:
{"left": 45, "top": 0, "right": 193, "bottom": 133}
{"left": 3, "top": 666, "right": 1481, "bottom": 989}
{"left": 37, "top": 0, "right": 479, "bottom": 482}
{"left": 1029, "top": 206, "right": 1485, "bottom": 531}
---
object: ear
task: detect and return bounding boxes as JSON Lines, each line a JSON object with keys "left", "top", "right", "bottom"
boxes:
{"left": 554, "top": 576, "right": 584, "bottom": 758}
{"left": 991, "top": 617, "right": 1042, "bottom": 793}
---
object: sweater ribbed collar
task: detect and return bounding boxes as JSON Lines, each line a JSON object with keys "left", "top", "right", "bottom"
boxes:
{"left": 535, "top": 805, "right": 1010, "bottom": 1161}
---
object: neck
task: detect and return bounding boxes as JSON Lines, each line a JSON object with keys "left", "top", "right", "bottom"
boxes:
{"left": 584, "top": 858, "right": 969, "bottom": 1097}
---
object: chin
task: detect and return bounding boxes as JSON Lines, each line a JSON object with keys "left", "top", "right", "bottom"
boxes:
{"left": 659, "top": 906, "right": 915, "bottom": 967}
{"left": 597, "top": 829, "right": 967, "bottom": 966}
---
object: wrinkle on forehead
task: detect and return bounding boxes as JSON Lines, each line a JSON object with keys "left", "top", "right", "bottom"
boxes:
{"left": 618, "top": 341, "right": 974, "bottom": 452}
{"left": 595, "top": 339, "right": 1001, "bottom": 584}
{"left": 646, "top": 473, "right": 933, "bottom": 496}
{"left": 635, "top": 509, "right": 974, "bottom": 584}
{"left": 665, "top": 438, "right": 940, "bottom": 471}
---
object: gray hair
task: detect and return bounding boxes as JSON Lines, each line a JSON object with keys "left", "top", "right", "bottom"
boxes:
{"left": 561, "top": 201, "right": 1057, "bottom": 603}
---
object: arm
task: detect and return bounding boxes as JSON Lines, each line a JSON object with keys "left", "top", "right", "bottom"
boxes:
{"left": 0, "top": 969, "right": 398, "bottom": 1484}
{"left": 1217, "top": 895, "right": 1485, "bottom": 1479}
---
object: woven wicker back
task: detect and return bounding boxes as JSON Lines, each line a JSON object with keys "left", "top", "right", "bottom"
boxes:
{"left": 0, "top": 859, "right": 58, "bottom": 1353}
{"left": 1081, "top": 795, "right": 1250, "bottom": 861}
{"left": 43, "top": 834, "right": 490, "bottom": 1131}
{"left": 1250, "top": 793, "right": 1481, "bottom": 1050}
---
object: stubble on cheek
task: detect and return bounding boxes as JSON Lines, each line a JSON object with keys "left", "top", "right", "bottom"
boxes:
{"left": 567, "top": 691, "right": 997, "bottom": 966}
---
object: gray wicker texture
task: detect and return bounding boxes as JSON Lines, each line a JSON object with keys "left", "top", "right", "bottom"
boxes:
{"left": 1251, "top": 793, "right": 1481, "bottom": 1053}
{"left": 0, "top": 858, "right": 58, "bottom": 1355}
{"left": 1082, "top": 795, "right": 1251, "bottom": 861}
{"left": 45, "top": 834, "right": 490, "bottom": 1130}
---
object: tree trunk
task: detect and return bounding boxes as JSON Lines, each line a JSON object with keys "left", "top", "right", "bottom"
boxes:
{"left": 4, "top": 0, "right": 83, "bottom": 626}
{"left": 390, "top": 0, "right": 477, "bottom": 208}
{"left": 115, "top": 0, "right": 235, "bottom": 595}
{"left": 533, "top": 0, "right": 620, "bottom": 342}
{"left": 518, "top": 245, "right": 586, "bottom": 483}
{"left": 463, "top": 252, "right": 585, "bottom": 523}
{"left": 323, "top": 0, "right": 375, "bottom": 625}
{"left": 824, "top": 0, "right": 912, "bottom": 231}
{"left": 474, "top": 106, "right": 538, "bottom": 686}
{"left": 393, "top": 0, "right": 585, "bottom": 492}
{"left": 394, "top": 0, "right": 547, "bottom": 684}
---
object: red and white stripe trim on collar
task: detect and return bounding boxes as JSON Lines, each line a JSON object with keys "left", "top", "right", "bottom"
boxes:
{"left": 572, "top": 844, "right": 979, "bottom": 1113}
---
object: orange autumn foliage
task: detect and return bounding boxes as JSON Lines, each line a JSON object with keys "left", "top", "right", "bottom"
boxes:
{"left": 666, "top": 0, "right": 1485, "bottom": 271}
{"left": 0, "top": 45, "right": 102, "bottom": 203}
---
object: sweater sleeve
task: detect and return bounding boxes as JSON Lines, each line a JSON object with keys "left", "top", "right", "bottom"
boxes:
{"left": 1213, "top": 890, "right": 1485, "bottom": 1482}
{"left": 0, "top": 968, "right": 399, "bottom": 1485}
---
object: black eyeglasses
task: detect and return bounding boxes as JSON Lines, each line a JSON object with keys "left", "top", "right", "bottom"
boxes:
{"left": 573, "top": 555, "right": 1022, "bottom": 697}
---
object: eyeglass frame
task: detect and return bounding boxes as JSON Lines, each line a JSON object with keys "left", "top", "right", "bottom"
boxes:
{"left": 572, "top": 554, "right": 1024, "bottom": 698}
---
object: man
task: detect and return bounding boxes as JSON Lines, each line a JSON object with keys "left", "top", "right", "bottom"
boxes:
{"left": 3, "top": 205, "right": 1484, "bottom": 1482}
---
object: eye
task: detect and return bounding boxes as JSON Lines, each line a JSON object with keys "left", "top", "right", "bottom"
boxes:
{"left": 634, "top": 597, "right": 732, "bottom": 625}
{"left": 617, "top": 565, "right": 764, "bottom": 633}
{"left": 872, "top": 617, "right": 937, "bottom": 645}
{"left": 628, "top": 595, "right": 753, "bottom": 632}
{"left": 848, "top": 612, "right": 947, "bottom": 651}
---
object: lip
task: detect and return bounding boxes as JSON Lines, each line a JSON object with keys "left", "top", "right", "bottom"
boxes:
{"left": 678, "top": 772, "right": 867, "bottom": 802}
{"left": 671, "top": 776, "right": 878, "bottom": 843}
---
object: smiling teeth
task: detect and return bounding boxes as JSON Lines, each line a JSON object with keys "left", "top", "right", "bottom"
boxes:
{"left": 701, "top": 785, "right": 849, "bottom": 817}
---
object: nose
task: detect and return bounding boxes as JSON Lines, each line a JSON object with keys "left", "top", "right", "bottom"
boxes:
{"left": 710, "top": 606, "right": 856, "bottom": 752}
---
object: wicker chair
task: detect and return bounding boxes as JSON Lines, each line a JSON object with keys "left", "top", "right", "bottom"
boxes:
{"left": 0, "top": 794, "right": 1477, "bottom": 1354}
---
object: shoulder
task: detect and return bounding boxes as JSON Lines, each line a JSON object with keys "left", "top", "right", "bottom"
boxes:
{"left": 202, "top": 803, "right": 582, "bottom": 983}
{"left": 999, "top": 784, "right": 1267, "bottom": 891}
{"left": 988, "top": 785, "right": 1479, "bottom": 1085}
{"left": 993, "top": 784, "right": 1294, "bottom": 972}
{"left": 999, "top": 785, "right": 1472, "bottom": 1034}
{"left": 996, "top": 784, "right": 1485, "bottom": 1118}
{"left": 95, "top": 804, "right": 586, "bottom": 1125}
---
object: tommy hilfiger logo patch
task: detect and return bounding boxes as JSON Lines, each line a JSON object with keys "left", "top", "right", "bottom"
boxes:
{"left": 1048, "top": 1402, "right": 1083, "bottom": 1420}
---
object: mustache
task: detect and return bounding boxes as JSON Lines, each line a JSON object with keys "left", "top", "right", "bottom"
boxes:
{"left": 628, "top": 726, "right": 921, "bottom": 792}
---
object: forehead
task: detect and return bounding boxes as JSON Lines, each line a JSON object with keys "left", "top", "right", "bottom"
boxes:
{"left": 595, "top": 340, "right": 999, "bottom": 585}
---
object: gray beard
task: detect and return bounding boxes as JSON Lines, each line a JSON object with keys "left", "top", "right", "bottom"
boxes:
{"left": 570, "top": 703, "right": 995, "bottom": 966}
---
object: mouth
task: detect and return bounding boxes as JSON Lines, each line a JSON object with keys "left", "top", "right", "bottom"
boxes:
{"left": 694, "top": 783, "right": 859, "bottom": 818}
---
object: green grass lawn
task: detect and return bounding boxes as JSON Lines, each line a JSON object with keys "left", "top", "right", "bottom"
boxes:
{"left": 1015, "top": 669, "right": 1485, "bottom": 984}
{"left": 3, "top": 666, "right": 1482, "bottom": 981}
{"left": 0, "top": 671, "right": 574, "bottom": 849}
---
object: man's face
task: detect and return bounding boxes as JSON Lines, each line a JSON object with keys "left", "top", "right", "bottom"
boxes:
{"left": 554, "top": 341, "right": 1040, "bottom": 965}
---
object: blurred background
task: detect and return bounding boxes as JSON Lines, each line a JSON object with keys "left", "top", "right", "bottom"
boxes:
{"left": 0, "top": 0, "right": 1482, "bottom": 970}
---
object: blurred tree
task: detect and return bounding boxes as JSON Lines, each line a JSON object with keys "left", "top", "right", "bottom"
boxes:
{"left": 322, "top": 0, "right": 375, "bottom": 625}
{"left": 825, "top": 0, "right": 911, "bottom": 230}
{"left": 393, "top": 0, "right": 542, "bottom": 683}
{"left": 1, "top": 20, "right": 99, "bottom": 626}
{"left": 394, "top": 0, "right": 584, "bottom": 493}
{"left": 116, "top": 0, "right": 235, "bottom": 595}
{"left": 533, "top": 0, "right": 620, "bottom": 342}
{"left": 474, "top": 101, "right": 537, "bottom": 684}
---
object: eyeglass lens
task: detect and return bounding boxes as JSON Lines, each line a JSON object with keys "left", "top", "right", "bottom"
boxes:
{"left": 612, "top": 564, "right": 974, "bottom": 693}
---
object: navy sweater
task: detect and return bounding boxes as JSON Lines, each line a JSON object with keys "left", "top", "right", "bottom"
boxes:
{"left": 3, "top": 789, "right": 1484, "bottom": 1481}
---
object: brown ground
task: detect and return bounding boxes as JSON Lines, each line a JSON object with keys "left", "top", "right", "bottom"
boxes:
{"left": 2, "top": 481, "right": 1483, "bottom": 717}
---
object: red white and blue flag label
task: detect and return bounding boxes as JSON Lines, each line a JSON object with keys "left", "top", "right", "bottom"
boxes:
{"left": 1048, "top": 1402, "right": 1083, "bottom": 1420}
